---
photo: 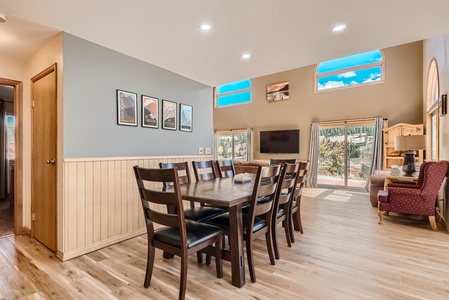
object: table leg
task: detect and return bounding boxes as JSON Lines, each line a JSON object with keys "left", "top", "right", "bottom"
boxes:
{"left": 228, "top": 204, "right": 245, "bottom": 287}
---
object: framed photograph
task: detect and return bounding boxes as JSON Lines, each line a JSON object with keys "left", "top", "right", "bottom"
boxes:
{"left": 162, "top": 99, "right": 177, "bottom": 130}
{"left": 179, "top": 103, "right": 193, "bottom": 132}
{"left": 141, "top": 95, "right": 159, "bottom": 128}
{"left": 267, "top": 81, "right": 289, "bottom": 102}
{"left": 117, "top": 89, "right": 137, "bottom": 126}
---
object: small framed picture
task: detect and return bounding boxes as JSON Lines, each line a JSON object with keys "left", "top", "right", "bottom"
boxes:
{"left": 141, "top": 95, "right": 159, "bottom": 128}
{"left": 267, "top": 81, "right": 289, "bottom": 102}
{"left": 117, "top": 89, "right": 137, "bottom": 126}
{"left": 179, "top": 103, "right": 193, "bottom": 132}
{"left": 162, "top": 99, "right": 177, "bottom": 130}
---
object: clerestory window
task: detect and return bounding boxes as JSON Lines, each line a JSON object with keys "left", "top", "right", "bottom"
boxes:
{"left": 215, "top": 79, "right": 251, "bottom": 108}
{"left": 315, "top": 50, "right": 384, "bottom": 91}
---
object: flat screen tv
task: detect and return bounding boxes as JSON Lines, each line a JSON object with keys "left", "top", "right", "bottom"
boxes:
{"left": 260, "top": 129, "right": 300, "bottom": 154}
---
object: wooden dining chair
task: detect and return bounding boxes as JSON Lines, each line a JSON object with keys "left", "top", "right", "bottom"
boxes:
{"left": 133, "top": 166, "right": 223, "bottom": 300}
{"left": 159, "top": 162, "right": 224, "bottom": 223}
{"left": 289, "top": 160, "right": 310, "bottom": 241}
{"left": 192, "top": 160, "right": 217, "bottom": 181}
{"left": 271, "top": 162, "right": 300, "bottom": 259}
{"left": 216, "top": 159, "right": 236, "bottom": 178}
{"left": 206, "top": 164, "right": 281, "bottom": 283}
{"left": 269, "top": 158, "right": 296, "bottom": 165}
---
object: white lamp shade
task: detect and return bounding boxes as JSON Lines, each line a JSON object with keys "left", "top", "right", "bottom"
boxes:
{"left": 394, "top": 135, "right": 427, "bottom": 151}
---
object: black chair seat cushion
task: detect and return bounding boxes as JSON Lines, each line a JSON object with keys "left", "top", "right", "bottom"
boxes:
{"left": 154, "top": 221, "right": 222, "bottom": 248}
{"left": 206, "top": 212, "right": 266, "bottom": 234}
{"left": 184, "top": 206, "right": 225, "bottom": 222}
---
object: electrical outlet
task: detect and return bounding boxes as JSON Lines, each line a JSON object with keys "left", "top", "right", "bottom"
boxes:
{"left": 198, "top": 147, "right": 204, "bottom": 154}
{"left": 205, "top": 147, "right": 211, "bottom": 155}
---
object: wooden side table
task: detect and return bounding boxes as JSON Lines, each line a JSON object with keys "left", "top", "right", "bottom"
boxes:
{"left": 384, "top": 174, "right": 418, "bottom": 190}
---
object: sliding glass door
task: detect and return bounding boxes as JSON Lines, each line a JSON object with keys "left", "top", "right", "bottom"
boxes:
{"left": 317, "top": 121, "right": 374, "bottom": 188}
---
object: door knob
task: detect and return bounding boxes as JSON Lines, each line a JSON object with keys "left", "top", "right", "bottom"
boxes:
{"left": 46, "top": 159, "right": 56, "bottom": 165}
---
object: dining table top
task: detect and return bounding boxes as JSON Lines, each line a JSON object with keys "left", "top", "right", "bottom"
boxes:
{"left": 179, "top": 174, "right": 256, "bottom": 207}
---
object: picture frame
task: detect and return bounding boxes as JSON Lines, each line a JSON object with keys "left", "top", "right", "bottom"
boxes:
{"left": 116, "top": 89, "right": 137, "bottom": 126}
{"left": 141, "top": 95, "right": 159, "bottom": 128}
{"left": 267, "top": 81, "right": 289, "bottom": 102}
{"left": 162, "top": 99, "right": 177, "bottom": 130}
{"left": 179, "top": 103, "right": 193, "bottom": 132}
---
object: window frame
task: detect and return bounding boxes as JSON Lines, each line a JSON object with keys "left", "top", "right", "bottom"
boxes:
{"left": 214, "top": 128, "right": 253, "bottom": 161}
{"left": 314, "top": 50, "right": 385, "bottom": 92}
{"left": 214, "top": 79, "right": 252, "bottom": 108}
{"left": 426, "top": 58, "right": 439, "bottom": 161}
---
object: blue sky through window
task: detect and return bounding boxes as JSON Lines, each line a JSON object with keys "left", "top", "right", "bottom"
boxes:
{"left": 216, "top": 79, "right": 251, "bottom": 107}
{"left": 316, "top": 50, "right": 383, "bottom": 91}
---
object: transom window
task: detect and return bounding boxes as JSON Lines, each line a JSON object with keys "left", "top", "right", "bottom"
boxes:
{"left": 215, "top": 79, "right": 251, "bottom": 108}
{"left": 315, "top": 50, "right": 384, "bottom": 91}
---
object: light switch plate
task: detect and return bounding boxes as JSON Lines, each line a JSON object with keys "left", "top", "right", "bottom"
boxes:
{"left": 198, "top": 147, "right": 204, "bottom": 154}
{"left": 205, "top": 147, "right": 211, "bottom": 155}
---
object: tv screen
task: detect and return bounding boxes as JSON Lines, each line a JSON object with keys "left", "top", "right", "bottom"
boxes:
{"left": 260, "top": 129, "right": 300, "bottom": 154}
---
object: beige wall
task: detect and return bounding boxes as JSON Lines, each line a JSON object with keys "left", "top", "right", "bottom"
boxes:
{"left": 214, "top": 42, "right": 424, "bottom": 161}
{"left": 423, "top": 35, "right": 449, "bottom": 223}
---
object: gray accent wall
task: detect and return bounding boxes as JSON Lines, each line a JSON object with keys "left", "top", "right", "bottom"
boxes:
{"left": 63, "top": 33, "right": 213, "bottom": 158}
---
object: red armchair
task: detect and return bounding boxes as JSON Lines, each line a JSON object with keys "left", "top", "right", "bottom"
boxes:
{"left": 377, "top": 161, "right": 449, "bottom": 231}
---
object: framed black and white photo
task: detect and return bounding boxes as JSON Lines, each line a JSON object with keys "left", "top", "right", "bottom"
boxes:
{"left": 179, "top": 103, "right": 193, "bottom": 132}
{"left": 117, "top": 89, "right": 137, "bottom": 126}
{"left": 162, "top": 99, "right": 177, "bottom": 130}
{"left": 141, "top": 95, "right": 159, "bottom": 128}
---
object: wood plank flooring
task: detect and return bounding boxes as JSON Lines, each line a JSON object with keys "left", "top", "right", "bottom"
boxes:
{"left": 2, "top": 188, "right": 449, "bottom": 299}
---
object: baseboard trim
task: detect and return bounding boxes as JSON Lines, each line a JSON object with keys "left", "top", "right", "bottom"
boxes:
{"left": 22, "top": 226, "right": 31, "bottom": 237}
{"left": 59, "top": 228, "right": 146, "bottom": 261}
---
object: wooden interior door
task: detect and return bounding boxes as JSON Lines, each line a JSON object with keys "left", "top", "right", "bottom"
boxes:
{"left": 31, "top": 65, "right": 57, "bottom": 252}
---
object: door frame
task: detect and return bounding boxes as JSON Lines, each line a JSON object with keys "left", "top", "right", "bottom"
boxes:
{"left": 0, "top": 77, "right": 23, "bottom": 235}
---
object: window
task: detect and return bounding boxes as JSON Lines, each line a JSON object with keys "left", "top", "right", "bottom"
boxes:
{"left": 215, "top": 79, "right": 251, "bottom": 108}
{"left": 426, "top": 59, "right": 439, "bottom": 161}
{"left": 6, "top": 115, "right": 14, "bottom": 160}
{"left": 215, "top": 129, "right": 252, "bottom": 161}
{"left": 316, "top": 50, "right": 384, "bottom": 91}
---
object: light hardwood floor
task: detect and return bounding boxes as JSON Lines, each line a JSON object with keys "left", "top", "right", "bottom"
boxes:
{"left": 1, "top": 188, "right": 449, "bottom": 299}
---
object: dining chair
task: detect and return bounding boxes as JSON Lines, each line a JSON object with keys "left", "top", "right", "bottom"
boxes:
{"left": 289, "top": 160, "right": 310, "bottom": 242}
{"left": 206, "top": 164, "right": 281, "bottom": 283}
{"left": 216, "top": 159, "right": 236, "bottom": 178}
{"left": 269, "top": 158, "right": 296, "bottom": 166}
{"left": 271, "top": 162, "right": 300, "bottom": 259}
{"left": 192, "top": 160, "right": 217, "bottom": 181}
{"left": 160, "top": 162, "right": 225, "bottom": 264}
{"left": 159, "top": 162, "right": 224, "bottom": 222}
{"left": 133, "top": 166, "right": 223, "bottom": 300}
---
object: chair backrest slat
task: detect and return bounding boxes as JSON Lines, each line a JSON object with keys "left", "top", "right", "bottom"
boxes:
{"left": 247, "top": 165, "right": 281, "bottom": 225}
{"left": 192, "top": 160, "right": 217, "bottom": 181}
{"left": 217, "top": 159, "right": 236, "bottom": 178}
{"left": 159, "top": 162, "right": 191, "bottom": 187}
{"left": 275, "top": 163, "right": 300, "bottom": 208}
{"left": 133, "top": 166, "right": 185, "bottom": 230}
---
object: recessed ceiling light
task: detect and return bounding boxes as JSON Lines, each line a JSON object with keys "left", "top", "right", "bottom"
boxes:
{"left": 200, "top": 24, "right": 211, "bottom": 31}
{"left": 0, "top": 13, "right": 7, "bottom": 23}
{"left": 241, "top": 53, "right": 251, "bottom": 60}
{"left": 332, "top": 24, "right": 346, "bottom": 32}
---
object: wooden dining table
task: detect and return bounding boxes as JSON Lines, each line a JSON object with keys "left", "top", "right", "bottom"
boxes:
{"left": 179, "top": 175, "right": 255, "bottom": 288}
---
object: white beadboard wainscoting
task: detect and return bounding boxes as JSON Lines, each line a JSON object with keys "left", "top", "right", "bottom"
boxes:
{"left": 61, "top": 155, "right": 213, "bottom": 261}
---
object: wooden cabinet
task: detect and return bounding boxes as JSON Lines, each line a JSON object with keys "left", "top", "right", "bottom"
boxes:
{"left": 382, "top": 123, "right": 423, "bottom": 170}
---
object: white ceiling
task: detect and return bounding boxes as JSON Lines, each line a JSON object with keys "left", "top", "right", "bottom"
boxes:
{"left": 2, "top": 0, "right": 449, "bottom": 87}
